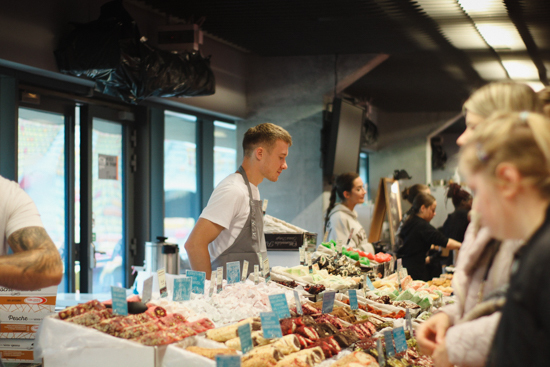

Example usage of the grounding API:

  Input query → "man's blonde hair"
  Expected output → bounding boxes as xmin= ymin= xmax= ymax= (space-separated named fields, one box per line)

xmin=460 ymin=112 xmax=550 ymax=198
xmin=463 ymin=82 xmax=542 ymax=117
xmin=242 ymin=123 xmax=292 ymax=157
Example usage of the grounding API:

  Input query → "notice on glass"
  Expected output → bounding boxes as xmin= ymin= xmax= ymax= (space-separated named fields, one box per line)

xmin=260 ymin=312 xmax=283 ymax=339
xmin=173 ymin=277 xmax=192 ymax=302
xmin=98 ymin=154 xmax=118 ymax=180
xmin=186 ymin=270 xmax=206 ymax=295
xmin=268 ymin=293 xmax=291 ymax=320
xmin=111 ymin=286 xmax=128 ymax=316
xmin=227 ymin=261 xmax=240 ymax=284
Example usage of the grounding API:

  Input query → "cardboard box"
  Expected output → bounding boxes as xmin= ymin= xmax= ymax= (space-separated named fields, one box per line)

xmin=0 ymin=338 xmax=39 ymax=363
xmin=0 ymin=285 xmax=57 ymax=339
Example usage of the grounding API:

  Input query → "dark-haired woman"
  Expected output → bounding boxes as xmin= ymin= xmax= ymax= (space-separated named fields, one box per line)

xmin=397 ymin=193 xmax=461 ymax=281
xmin=324 ymin=172 xmax=375 ymax=254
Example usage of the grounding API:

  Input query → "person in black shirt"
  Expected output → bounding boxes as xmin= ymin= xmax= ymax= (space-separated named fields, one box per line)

xmin=458 ymin=111 xmax=550 ymax=367
xmin=427 ymin=183 xmax=472 ymax=278
xmin=397 ymin=193 xmax=461 ymax=281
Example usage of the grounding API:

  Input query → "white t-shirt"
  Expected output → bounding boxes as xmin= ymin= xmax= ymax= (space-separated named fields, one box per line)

xmin=0 ymin=176 xmax=44 ymax=256
xmin=200 ymin=173 xmax=260 ymax=261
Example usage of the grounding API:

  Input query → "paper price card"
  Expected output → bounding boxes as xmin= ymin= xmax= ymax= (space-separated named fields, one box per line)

xmin=209 ymin=272 xmax=216 ymax=297
xmin=336 ymin=240 xmax=343 ymax=255
xmin=263 ymin=258 xmax=271 ymax=282
xmin=322 ymin=291 xmax=336 ymax=314
xmin=216 ymin=354 xmax=241 ymax=367
xmin=268 ymin=293 xmax=291 ymax=320
xmin=254 ymin=265 xmax=259 ymax=285
xmin=406 ymin=309 xmax=412 ymax=332
xmin=260 ymin=312 xmax=283 ymax=339
xmin=299 ymin=248 xmax=305 ymax=265
xmin=242 ymin=260 xmax=249 ymax=282
xmin=364 ymin=274 xmax=375 ymax=291
xmin=348 ymin=289 xmax=359 ymax=310
xmin=227 ymin=261 xmax=241 ymax=284
xmin=216 ymin=267 xmax=224 ymax=293
xmin=377 ymin=338 xmax=386 ymax=367
xmin=294 ymin=291 xmax=303 ymax=315
xmin=142 ymin=276 xmax=153 ymax=304
xmin=397 ymin=267 xmax=402 ymax=292
xmin=393 ymin=326 xmax=408 ymax=353
xmin=238 ymin=323 xmax=253 ymax=354
xmin=111 ymin=286 xmax=128 ymax=316
xmin=157 ymin=268 xmax=168 ymax=298
xmin=383 ymin=330 xmax=395 ymax=357
xmin=173 ymin=277 xmax=192 ymax=302
xmin=186 ymin=270 xmax=206 ymax=295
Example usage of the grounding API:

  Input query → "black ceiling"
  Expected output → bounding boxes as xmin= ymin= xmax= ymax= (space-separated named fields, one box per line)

xmin=138 ymin=0 xmax=550 ymax=113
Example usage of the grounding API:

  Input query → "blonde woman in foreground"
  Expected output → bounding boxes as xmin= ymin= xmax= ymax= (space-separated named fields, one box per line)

xmin=416 ymin=82 xmax=543 ymax=367
xmin=461 ymin=112 xmax=550 ymax=366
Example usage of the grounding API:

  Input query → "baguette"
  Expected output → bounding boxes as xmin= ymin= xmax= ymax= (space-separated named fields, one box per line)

xmin=185 ymin=346 xmax=237 ymax=360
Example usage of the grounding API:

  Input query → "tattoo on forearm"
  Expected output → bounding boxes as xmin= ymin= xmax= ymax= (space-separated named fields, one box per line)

xmin=7 ymin=227 xmax=62 ymax=275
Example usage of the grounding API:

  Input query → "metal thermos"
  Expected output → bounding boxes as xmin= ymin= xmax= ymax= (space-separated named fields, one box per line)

xmin=145 ymin=236 xmax=180 ymax=275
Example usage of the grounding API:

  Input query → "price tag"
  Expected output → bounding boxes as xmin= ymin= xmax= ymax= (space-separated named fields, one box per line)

xmin=336 ymin=240 xmax=343 ymax=255
xmin=397 ymin=258 xmax=403 ymax=274
xmin=383 ymin=330 xmax=395 ymax=357
xmin=260 ymin=312 xmax=283 ymax=339
xmin=401 ymin=267 xmax=408 ymax=278
xmin=258 ymin=253 xmax=263 ymax=270
xmin=209 ymin=272 xmax=216 ymax=297
xmin=364 ymin=274 xmax=375 ymax=291
xmin=141 ymin=276 xmax=153 ymax=304
xmin=263 ymin=258 xmax=271 ymax=282
xmin=238 ymin=323 xmax=253 ymax=354
xmin=268 ymin=293 xmax=291 ymax=320
xmin=227 ymin=261 xmax=241 ymax=284
xmin=242 ymin=260 xmax=249 ymax=281
xmin=254 ymin=265 xmax=259 ymax=285
xmin=186 ymin=270 xmax=206 ymax=295
xmin=215 ymin=355 xmax=241 ymax=367
xmin=377 ymin=338 xmax=386 ymax=367
xmin=349 ymin=289 xmax=359 ymax=310
xmin=299 ymin=248 xmax=305 ymax=265
xmin=111 ymin=286 xmax=128 ymax=316
xmin=157 ymin=268 xmax=167 ymax=298
xmin=406 ymin=308 xmax=412 ymax=332
xmin=322 ymin=291 xmax=336 ymax=314
xmin=294 ymin=291 xmax=303 ymax=315
xmin=397 ymin=267 xmax=402 ymax=292
xmin=216 ymin=267 xmax=223 ymax=293
xmin=173 ymin=277 xmax=192 ymax=302
xmin=393 ymin=326 xmax=408 ymax=353
xmin=262 ymin=199 xmax=268 ymax=215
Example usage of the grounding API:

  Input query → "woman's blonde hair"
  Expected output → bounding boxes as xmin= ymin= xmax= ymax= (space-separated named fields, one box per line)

xmin=460 ymin=112 xmax=550 ymax=198
xmin=463 ymin=82 xmax=543 ymax=117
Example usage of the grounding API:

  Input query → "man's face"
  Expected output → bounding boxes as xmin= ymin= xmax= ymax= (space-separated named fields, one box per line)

xmin=260 ymin=140 xmax=289 ymax=182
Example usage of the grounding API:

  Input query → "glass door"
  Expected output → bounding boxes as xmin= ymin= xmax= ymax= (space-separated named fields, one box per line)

xmin=91 ymin=118 xmax=125 ymax=293
xmin=79 ymin=105 xmax=132 ymax=294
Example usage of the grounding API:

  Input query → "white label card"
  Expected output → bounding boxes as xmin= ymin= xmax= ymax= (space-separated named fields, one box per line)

xmin=209 ymin=272 xmax=216 ymax=297
xmin=216 ymin=267 xmax=223 ymax=293
xmin=142 ymin=276 xmax=153 ymax=304
xmin=157 ymin=268 xmax=167 ymax=298
xmin=242 ymin=260 xmax=249 ymax=282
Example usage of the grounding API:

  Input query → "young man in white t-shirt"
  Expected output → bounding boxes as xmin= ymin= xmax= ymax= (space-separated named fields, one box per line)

xmin=0 ymin=175 xmax=63 ymax=290
xmin=184 ymin=123 xmax=292 ymax=279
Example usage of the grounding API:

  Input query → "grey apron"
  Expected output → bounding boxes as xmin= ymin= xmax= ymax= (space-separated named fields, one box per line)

xmin=211 ymin=166 xmax=267 ymax=279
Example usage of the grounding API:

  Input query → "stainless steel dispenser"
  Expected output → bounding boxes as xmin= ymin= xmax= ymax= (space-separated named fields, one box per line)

xmin=145 ymin=236 xmax=180 ymax=274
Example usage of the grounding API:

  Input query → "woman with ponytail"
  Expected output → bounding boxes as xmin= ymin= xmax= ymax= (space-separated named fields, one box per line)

xmin=324 ymin=172 xmax=374 ymax=254
xmin=396 ymin=193 xmax=461 ymax=281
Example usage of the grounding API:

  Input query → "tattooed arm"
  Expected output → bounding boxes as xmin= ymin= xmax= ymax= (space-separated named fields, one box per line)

xmin=1 ymin=226 xmax=63 ymax=290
